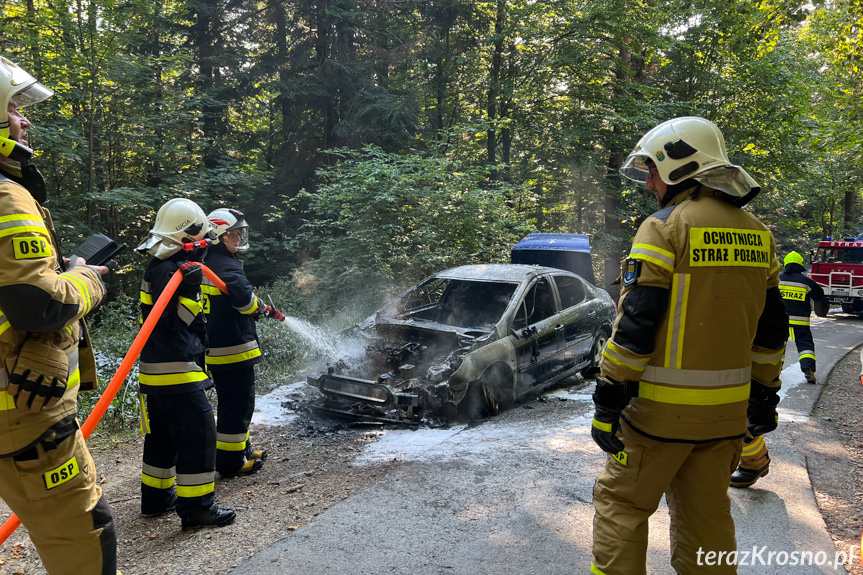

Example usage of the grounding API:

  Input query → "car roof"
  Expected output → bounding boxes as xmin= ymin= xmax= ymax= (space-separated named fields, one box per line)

xmin=433 ymin=263 xmax=575 ymax=282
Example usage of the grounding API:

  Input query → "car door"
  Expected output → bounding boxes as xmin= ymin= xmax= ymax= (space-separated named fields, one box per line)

xmin=552 ymin=274 xmax=593 ymax=367
xmin=512 ymin=276 xmax=566 ymax=395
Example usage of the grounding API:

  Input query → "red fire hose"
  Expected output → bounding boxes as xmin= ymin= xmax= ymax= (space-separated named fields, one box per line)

xmin=0 ymin=264 xmax=226 ymax=544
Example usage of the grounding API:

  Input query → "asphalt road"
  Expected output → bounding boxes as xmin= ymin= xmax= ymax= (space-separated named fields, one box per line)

xmin=231 ymin=314 xmax=863 ymax=575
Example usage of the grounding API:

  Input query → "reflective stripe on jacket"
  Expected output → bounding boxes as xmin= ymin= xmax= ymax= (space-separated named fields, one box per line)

xmin=0 ymin=172 xmax=105 ymax=456
xmin=779 ymin=264 xmax=824 ymax=326
xmin=599 ymin=186 xmax=787 ymax=442
xmin=138 ymin=255 xmax=210 ymax=395
xmin=202 ymin=245 xmax=262 ymax=371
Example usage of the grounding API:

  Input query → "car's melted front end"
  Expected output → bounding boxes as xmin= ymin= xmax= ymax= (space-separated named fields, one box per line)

xmin=308 ymin=321 xmax=495 ymax=423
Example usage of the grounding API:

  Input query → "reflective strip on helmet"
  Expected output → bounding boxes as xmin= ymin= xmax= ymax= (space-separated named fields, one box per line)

xmin=59 ymin=273 xmax=92 ymax=314
xmin=629 ymin=243 xmax=675 ymax=272
xmin=0 ymin=214 xmax=49 ymax=238
xmin=742 ymin=435 xmax=765 ymax=457
xmin=642 ymin=365 xmax=751 ymax=386
xmin=664 ymin=273 xmax=690 ymax=369
xmin=638 ymin=381 xmax=750 ymax=405
xmin=235 ymin=295 xmax=259 ymax=315
xmin=752 ymin=350 xmax=784 ymax=365
xmin=176 ymin=472 xmax=215 ymax=498
xmin=601 ymin=340 xmax=649 ymax=371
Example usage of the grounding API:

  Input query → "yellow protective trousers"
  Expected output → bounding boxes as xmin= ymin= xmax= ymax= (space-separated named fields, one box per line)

xmin=0 ymin=429 xmax=116 ymax=575
xmin=592 ymin=421 xmax=742 ymax=575
xmin=737 ymin=431 xmax=770 ymax=471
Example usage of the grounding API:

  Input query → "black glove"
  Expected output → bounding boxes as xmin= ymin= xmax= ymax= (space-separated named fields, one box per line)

xmin=590 ymin=378 xmax=636 ymax=454
xmin=5 ymin=339 xmax=69 ymax=412
xmin=264 ymin=305 xmax=285 ymax=322
xmin=747 ymin=380 xmax=780 ymax=436
xmin=592 ymin=406 xmax=625 ymax=454
xmin=179 ymin=261 xmax=202 ymax=287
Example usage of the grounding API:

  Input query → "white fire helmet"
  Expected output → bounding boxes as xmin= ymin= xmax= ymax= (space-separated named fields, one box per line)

xmin=136 ymin=198 xmax=215 ymax=259
xmin=0 ymin=56 xmax=53 ymax=159
xmin=208 ymin=208 xmax=249 ymax=252
xmin=619 ymin=116 xmax=760 ymax=204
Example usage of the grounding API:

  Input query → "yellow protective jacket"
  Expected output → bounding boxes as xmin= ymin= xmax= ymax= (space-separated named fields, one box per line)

xmin=0 ymin=171 xmax=105 ymax=457
xmin=599 ymin=186 xmax=788 ymax=442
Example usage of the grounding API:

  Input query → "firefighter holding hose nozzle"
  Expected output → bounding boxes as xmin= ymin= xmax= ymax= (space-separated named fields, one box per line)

xmin=203 ymin=208 xmax=283 ymax=477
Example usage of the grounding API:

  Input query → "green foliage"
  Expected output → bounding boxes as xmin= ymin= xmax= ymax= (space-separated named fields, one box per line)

xmin=78 ymin=297 xmax=140 ymax=432
xmin=0 ymin=0 xmax=861 ymax=344
xmin=287 ymin=145 xmax=537 ymax=314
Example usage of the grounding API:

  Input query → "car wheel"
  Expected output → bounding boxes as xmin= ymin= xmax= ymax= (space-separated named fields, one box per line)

xmin=580 ymin=329 xmax=609 ymax=378
xmin=458 ymin=365 xmax=513 ymax=420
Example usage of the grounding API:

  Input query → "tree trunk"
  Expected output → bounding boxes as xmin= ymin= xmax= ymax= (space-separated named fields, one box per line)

xmin=487 ymin=0 xmax=505 ymax=165
xmin=844 ymin=190 xmax=856 ymax=236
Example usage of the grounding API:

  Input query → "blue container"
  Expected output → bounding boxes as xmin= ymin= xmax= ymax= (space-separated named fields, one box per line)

xmin=511 ymin=233 xmax=595 ymax=285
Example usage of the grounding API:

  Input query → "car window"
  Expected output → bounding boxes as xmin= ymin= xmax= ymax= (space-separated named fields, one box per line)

xmin=393 ymin=277 xmax=450 ymax=319
xmin=512 ymin=277 xmax=555 ymax=329
xmin=554 ymin=275 xmax=586 ymax=309
xmin=437 ymin=281 xmax=517 ymax=327
xmin=386 ymin=277 xmax=516 ymax=327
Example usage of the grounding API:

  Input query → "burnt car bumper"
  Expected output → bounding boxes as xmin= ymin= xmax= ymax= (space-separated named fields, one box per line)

xmin=308 ymin=373 xmax=421 ymax=409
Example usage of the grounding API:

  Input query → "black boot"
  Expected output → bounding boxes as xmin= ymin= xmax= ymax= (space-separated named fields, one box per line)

xmin=219 ymin=457 xmax=264 ymax=478
xmin=181 ymin=505 xmax=237 ymax=531
xmin=730 ymin=464 xmax=769 ymax=488
xmin=804 ymin=368 xmax=816 ymax=384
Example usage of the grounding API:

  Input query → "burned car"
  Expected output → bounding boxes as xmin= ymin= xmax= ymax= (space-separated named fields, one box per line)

xmin=308 ymin=264 xmax=616 ymax=423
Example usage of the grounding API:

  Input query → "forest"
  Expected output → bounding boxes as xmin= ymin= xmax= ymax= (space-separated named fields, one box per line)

xmin=1 ymin=0 xmax=861 ymax=322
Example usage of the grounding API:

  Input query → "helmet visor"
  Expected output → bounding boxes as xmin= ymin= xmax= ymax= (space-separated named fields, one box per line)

xmin=12 ymin=81 xmax=53 ymax=108
xmin=225 ymin=227 xmax=249 ymax=252
xmin=619 ymin=153 xmax=651 ymax=184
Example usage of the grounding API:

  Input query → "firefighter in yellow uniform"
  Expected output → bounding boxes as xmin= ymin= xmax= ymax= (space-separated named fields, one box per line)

xmin=590 ymin=117 xmax=788 ymax=575
xmin=0 ymin=57 xmax=116 ymax=574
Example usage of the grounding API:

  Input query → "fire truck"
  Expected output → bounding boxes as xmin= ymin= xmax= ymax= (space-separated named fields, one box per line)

xmin=808 ymin=237 xmax=863 ymax=316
